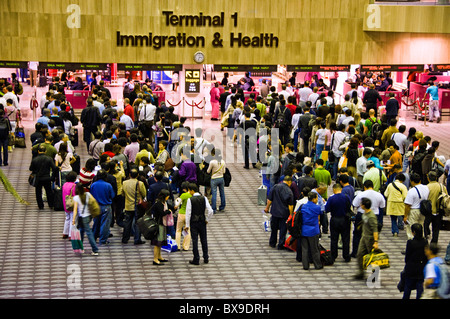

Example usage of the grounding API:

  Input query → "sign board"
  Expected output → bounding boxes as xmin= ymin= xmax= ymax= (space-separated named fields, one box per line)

xmin=185 ymin=69 xmax=201 ymax=94
xmin=117 ymin=64 xmax=183 ymax=71
xmin=435 ymin=64 xmax=450 ymax=71
xmin=360 ymin=65 xmax=424 ymax=72
xmin=287 ymin=65 xmax=351 ymax=72
xmin=38 ymin=62 xmax=109 ymax=70
xmin=214 ymin=65 xmax=277 ymax=72
xmin=0 ymin=61 xmax=28 ymax=69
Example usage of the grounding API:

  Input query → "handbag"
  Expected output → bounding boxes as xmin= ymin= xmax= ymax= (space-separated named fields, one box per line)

xmin=65 ymin=184 xmax=76 ymax=212
xmin=162 ymin=202 xmax=174 ymax=226
xmin=70 ymin=227 xmax=84 ymax=253
xmin=338 ymin=149 xmax=348 ymax=169
xmin=28 ymin=173 xmax=36 ymax=187
xmin=87 ymin=193 xmax=101 ymax=218
xmin=136 ymin=213 xmax=159 ymax=240
xmin=363 ymin=248 xmax=390 ymax=270
xmin=135 ymin=181 xmax=149 ymax=212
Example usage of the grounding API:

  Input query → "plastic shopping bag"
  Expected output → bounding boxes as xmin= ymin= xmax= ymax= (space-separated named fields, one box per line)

xmin=70 ymin=227 xmax=84 ymax=254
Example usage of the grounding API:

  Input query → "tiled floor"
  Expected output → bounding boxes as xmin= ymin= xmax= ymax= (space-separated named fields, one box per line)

xmin=1 ymin=85 xmax=449 ymax=299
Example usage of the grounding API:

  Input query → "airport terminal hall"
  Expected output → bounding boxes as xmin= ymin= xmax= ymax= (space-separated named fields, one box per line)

xmin=1 ymin=0 xmax=450 ymax=307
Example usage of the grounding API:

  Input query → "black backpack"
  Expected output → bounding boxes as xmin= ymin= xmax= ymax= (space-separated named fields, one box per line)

xmin=370 ymin=118 xmax=381 ymax=139
xmin=411 ymin=151 xmax=426 ymax=175
xmin=275 ymin=107 xmax=288 ymax=129
xmin=286 ymin=204 xmax=303 ymax=240
xmin=0 ymin=119 xmax=9 ymax=140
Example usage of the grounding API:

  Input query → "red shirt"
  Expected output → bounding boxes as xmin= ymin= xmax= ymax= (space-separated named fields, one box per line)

xmin=124 ymin=104 xmax=135 ymax=121
xmin=286 ymin=103 xmax=296 ymax=117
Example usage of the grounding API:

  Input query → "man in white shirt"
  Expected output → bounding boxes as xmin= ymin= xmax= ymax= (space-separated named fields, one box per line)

xmin=298 ymin=82 xmax=313 ymax=106
xmin=185 ymin=183 xmax=214 ymax=265
xmin=356 ymin=148 xmax=373 ymax=187
xmin=352 ymin=179 xmax=386 ymax=231
xmin=330 ymin=124 xmax=347 ymax=180
xmin=404 ymin=173 xmax=430 ymax=240
xmin=357 ymin=82 xmax=368 ymax=99
xmin=391 ymin=125 xmax=408 ymax=156
xmin=278 ymin=84 xmax=291 ymax=102
xmin=3 ymin=86 xmax=19 ymax=110
xmin=118 ymin=110 xmax=134 ymax=131
xmin=308 ymin=86 xmax=320 ymax=107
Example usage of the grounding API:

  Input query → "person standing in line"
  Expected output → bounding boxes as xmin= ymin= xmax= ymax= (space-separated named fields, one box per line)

xmin=210 ymin=82 xmax=221 ymax=121
xmin=150 ymin=189 xmax=172 ymax=265
xmin=363 ymin=84 xmax=383 ymax=119
xmin=185 ymin=184 xmax=214 ymax=265
xmin=54 ymin=142 xmax=76 ymax=186
xmin=425 ymin=171 xmax=447 ymax=244
xmin=72 ymin=182 xmax=99 ymax=256
xmin=424 ymin=81 xmax=440 ymax=123
xmin=326 ymin=183 xmax=352 ymax=262
xmin=62 ymin=171 xmax=77 ymax=239
xmin=300 ymin=191 xmax=323 ymax=270
xmin=264 ymin=176 xmax=294 ymax=250
xmin=385 ymin=93 xmax=399 ymax=125
xmin=175 ymin=182 xmax=192 ymax=251
xmin=207 ymin=149 xmax=226 ymax=214
xmin=384 ymin=173 xmax=408 ymax=237
xmin=354 ymin=198 xmax=379 ymax=280
xmin=29 ymin=144 xmax=57 ymax=210
xmin=80 ymin=97 xmax=101 ymax=152
xmin=404 ymin=173 xmax=430 ymax=241
xmin=122 ymin=168 xmax=147 ymax=245
xmin=402 ymin=223 xmax=428 ymax=299
xmin=90 ymin=169 xmax=115 ymax=246
xmin=0 ymin=109 xmax=12 ymax=166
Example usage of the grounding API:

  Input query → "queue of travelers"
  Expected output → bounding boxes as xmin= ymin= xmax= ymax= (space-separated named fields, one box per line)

xmin=4 ymin=70 xmax=448 ymax=299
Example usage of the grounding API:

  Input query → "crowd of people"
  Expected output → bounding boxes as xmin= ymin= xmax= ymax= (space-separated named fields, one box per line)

xmin=1 ymin=69 xmax=448 ymax=299
xmin=225 ymin=71 xmax=449 ymax=299
xmin=27 ymin=77 xmax=228 ymax=266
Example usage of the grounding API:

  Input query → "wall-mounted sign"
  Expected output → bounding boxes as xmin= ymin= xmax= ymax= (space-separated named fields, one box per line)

xmin=360 ymin=65 xmax=424 ymax=72
xmin=117 ymin=64 xmax=183 ymax=71
xmin=185 ymin=69 xmax=201 ymax=94
xmin=434 ymin=64 xmax=450 ymax=71
xmin=214 ymin=65 xmax=277 ymax=72
xmin=287 ymin=65 xmax=350 ymax=72
xmin=0 ymin=61 xmax=28 ymax=69
xmin=38 ymin=62 xmax=109 ymax=70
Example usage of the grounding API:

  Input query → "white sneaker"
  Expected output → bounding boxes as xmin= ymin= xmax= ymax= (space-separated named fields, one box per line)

xmin=91 ymin=252 xmax=99 ymax=256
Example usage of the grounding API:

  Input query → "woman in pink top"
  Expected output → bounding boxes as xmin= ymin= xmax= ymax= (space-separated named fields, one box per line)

xmin=62 ymin=171 xmax=77 ymax=239
xmin=210 ymin=82 xmax=221 ymax=121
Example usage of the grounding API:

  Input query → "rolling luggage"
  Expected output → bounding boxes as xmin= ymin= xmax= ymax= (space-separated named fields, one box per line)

xmin=53 ymin=185 xmax=64 ymax=211
xmin=71 ymin=128 xmax=79 ymax=147
xmin=136 ymin=214 xmax=159 ymax=240
xmin=14 ymin=127 xmax=26 ymax=148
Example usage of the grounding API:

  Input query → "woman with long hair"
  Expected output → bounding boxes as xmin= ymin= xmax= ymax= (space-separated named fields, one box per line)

xmin=55 ymin=142 xmax=75 ymax=185
xmin=151 ymin=189 xmax=171 ymax=265
xmin=72 ymin=182 xmax=99 ymax=255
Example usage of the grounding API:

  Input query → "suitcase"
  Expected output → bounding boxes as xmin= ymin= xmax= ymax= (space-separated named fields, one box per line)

xmin=258 ymin=185 xmax=267 ymax=206
xmin=71 ymin=155 xmax=81 ymax=174
xmin=14 ymin=127 xmax=26 ymax=148
xmin=71 ymin=128 xmax=79 ymax=147
xmin=39 ymin=76 xmax=47 ymax=88
xmin=53 ymin=186 xmax=64 ymax=211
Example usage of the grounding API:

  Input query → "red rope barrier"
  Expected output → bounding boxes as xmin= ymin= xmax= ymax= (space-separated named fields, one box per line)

xmin=185 ymin=100 xmax=204 ymax=109
xmin=166 ymin=99 xmax=182 ymax=107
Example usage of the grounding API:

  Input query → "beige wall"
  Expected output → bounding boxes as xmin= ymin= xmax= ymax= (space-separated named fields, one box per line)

xmin=0 ymin=0 xmax=449 ymax=65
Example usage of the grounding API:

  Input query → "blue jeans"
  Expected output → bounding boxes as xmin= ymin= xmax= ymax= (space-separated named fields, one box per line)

xmin=315 ymin=143 xmax=325 ymax=161
xmin=211 ymin=177 xmax=226 ymax=212
xmin=402 ymin=156 xmax=410 ymax=173
xmin=293 ymin=128 xmax=300 ymax=152
xmin=390 ymin=215 xmax=404 ymax=235
xmin=93 ymin=205 xmax=112 ymax=244
xmin=79 ymin=216 xmax=98 ymax=253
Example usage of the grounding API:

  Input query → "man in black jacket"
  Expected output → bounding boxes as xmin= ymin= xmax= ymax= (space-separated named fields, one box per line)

xmin=0 ymin=109 xmax=12 ymax=166
xmin=80 ymin=97 xmax=101 ymax=152
xmin=363 ymin=84 xmax=383 ymax=118
xmin=29 ymin=144 xmax=57 ymax=209
xmin=298 ymin=105 xmax=315 ymax=156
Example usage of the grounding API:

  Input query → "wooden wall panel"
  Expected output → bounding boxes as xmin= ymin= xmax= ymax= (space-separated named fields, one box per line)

xmin=0 ymin=0 xmax=449 ymax=65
